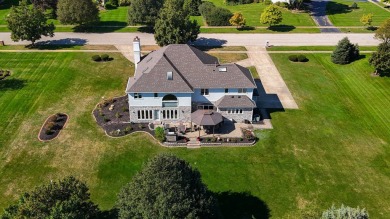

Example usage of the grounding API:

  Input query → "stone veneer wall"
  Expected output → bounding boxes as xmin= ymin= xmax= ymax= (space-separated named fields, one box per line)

xmin=218 ymin=108 xmax=253 ymax=123
xmin=129 ymin=106 xmax=191 ymax=123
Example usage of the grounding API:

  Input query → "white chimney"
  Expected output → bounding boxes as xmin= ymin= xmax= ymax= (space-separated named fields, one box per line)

xmin=133 ymin=36 xmax=141 ymax=70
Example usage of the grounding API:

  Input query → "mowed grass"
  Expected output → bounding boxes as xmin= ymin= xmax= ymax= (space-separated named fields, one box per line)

xmin=0 ymin=52 xmax=390 ymax=218
xmin=205 ymin=0 xmax=315 ymax=27
xmin=327 ymin=0 xmax=390 ymax=26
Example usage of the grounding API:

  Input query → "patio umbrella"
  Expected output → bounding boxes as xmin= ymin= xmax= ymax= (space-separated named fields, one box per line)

xmin=191 ymin=110 xmax=223 ymax=137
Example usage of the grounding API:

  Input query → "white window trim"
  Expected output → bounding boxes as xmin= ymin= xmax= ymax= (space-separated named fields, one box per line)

xmin=201 ymin=89 xmax=209 ymax=96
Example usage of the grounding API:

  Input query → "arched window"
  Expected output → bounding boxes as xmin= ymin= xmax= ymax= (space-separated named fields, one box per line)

xmin=162 ymin=94 xmax=178 ymax=107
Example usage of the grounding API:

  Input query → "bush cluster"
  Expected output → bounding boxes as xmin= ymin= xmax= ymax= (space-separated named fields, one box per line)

xmin=154 ymin=127 xmax=165 ymax=142
xmin=91 ymin=54 xmax=111 ymax=62
xmin=199 ymin=2 xmax=233 ymax=26
xmin=350 ymin=2 xmax=358 ymax=9
xmin=288 ymin=54 xmax=308 ymax=62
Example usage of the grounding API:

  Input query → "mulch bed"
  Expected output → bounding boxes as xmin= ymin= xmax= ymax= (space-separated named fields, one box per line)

xmin=38 ymin=113 xmax=68 ymax=141
xmin=0 ymin=70 xmax=11 ymax=81
xmin=93 ymin=95 xmax=154 ymax=137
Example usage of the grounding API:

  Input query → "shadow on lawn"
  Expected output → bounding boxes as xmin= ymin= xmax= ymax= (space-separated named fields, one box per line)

xmin=34 ymin=38 xmax=87 ymax=49
xmin=326 ymin=1 xmax=351 ymax=15
xmin=268 ymin=25 xmax=296 ymax=32
xmin=216 ymin=191 xmax=271 ymax=219
xmin=0 ymin=78 xmax=26 ymax=91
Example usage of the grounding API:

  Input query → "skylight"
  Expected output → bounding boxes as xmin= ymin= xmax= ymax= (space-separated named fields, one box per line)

xmin=218 ymin=67 xmax=227 ymax=72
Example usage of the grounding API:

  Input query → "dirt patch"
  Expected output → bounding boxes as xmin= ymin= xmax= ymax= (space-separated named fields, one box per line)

xmin=38 ymin=113 xmax=68 ymax=141
xmin=93 ymin=95 xmax=154 ymax=137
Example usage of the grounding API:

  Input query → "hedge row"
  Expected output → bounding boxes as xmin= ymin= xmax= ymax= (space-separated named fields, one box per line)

xmin=199 ymin=2 xmax=233 ymax=26
xmin=288 ymin=54 xmax=308 ymax=62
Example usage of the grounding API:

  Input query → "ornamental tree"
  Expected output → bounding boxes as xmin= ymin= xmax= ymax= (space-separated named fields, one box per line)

xmin=116 ymin=154 xmax=220 ymax=218
xmin=57 ymin=0 xmax=99 ymax=25
xmin=154 ymin=0 xmax=200 ymax=46
xmin=260 ymin=5 xmax=283 ymax=27
xmin=331 ymin=37 xmax=360 ymax=64
xmin=375 ymin=18 xmax=390 ymax=43
xmin=1 ymin=176 xmax=100 ymax=218
xmin=6 ymin=0 xmax=55 ymax=46
xmin=360 ymin=13 xmax=373 ymax=28
xmin=229 ymin=12 xmax=246 ymax=28
xmin=369 ymin=42 xmax=390 ymax=75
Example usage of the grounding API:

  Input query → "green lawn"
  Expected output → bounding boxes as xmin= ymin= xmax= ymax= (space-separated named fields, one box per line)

xmin=0 ymin=52 xmax=390 ymax=218
xmin=267 ymin=45 xmax=378 ymax=51
xmin=327 ymin=0 xmax=390 ymax=26
xmin=205 ymin=0 xmax=315 ymax=27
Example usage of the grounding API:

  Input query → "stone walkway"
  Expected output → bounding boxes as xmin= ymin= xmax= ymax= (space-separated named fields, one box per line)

xmin=238 ymin=46 xmax=299 ymax=110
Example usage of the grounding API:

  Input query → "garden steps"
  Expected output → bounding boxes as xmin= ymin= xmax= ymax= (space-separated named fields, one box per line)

xmin=186 ymin=138 xmax=201 ymax=148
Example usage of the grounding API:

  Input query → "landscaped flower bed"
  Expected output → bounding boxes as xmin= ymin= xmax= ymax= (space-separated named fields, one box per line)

xmin=93 ymin=95 xmax=154 ymax=137
xmin=38 ymin=113 xmax=68 ymax=141
xmin=0 ymin=70 xmax=11 ymax=80
xmin=199 ymin=128 xmax=256 ymax=145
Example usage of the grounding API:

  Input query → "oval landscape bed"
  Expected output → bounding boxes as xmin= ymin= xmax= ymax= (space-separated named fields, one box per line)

xmin=38 ymin=113 xmax=68 ymax=141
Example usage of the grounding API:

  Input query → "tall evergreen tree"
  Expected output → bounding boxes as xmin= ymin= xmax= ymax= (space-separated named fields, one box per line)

xmin=331 ymin=37 xmax=360 ymax=64
xmin=116 ymin=154 xmax=219 ymax=218
xmin=6 ymin=0 xmax=55 ymax=46
xmin=57 ymin=0 xmax=99 ymax=25
xmin=1 ymin=176 xmax=100 ymax=219
xmin=154 ymin=0 xmax=199 ymax=46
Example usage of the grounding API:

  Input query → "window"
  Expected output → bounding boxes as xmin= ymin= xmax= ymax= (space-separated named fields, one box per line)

xmin=201 ymin=89 xmax=209 ymax=96
xmin=238 ymin=88 xmax=247 ymax=93
xmin=198 ymin=105 xmax=214 ymax=110
xmin=227 ymin=109 xmax=243 ymax=114
xmin=162 ymin=94 xmax=178 ymax=107
xmin=134 ymin=93 xmax=142 ymax=99
xmin=224 ymin=88 xmax=229 ymax=93
xmin=167 ymin=71 xmax=173 ymax=80
xmin=162 ymin=109 xmax=179 ymax=119
xmin=154 ymin=93 xmax=158 ymax=98
xmin=137 ymin=110 xmax=153 ymax=120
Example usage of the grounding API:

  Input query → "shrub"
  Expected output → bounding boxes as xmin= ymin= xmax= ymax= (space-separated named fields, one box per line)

xmin=122 ymin=107 xmax=129 ymax=112
xmin=103 ymin=117 xmax=110 ymax=122
xmin=264 ymin=0 xmax=272 ymax=5
xmin=138 ymin=124 xmax=144 ymax=129
xmin=125 ymin=126 xmax=133 ymax=133
xmin=115 ymin=112 xmax=121 ymax=118
xmin=45 ymin=129 xmax=54 ymax=135
xmin=154 ymin=127 xmax=165 ymax=142
xmin=92 ymin=55 xmax=101 ymax=62
xmin=288 ymin=55 xmax=298 ymax=62
xmin=298 ymin=54 xmax=308 ymax=62
xmin=119 ymin=0 xmax=131 ymax=6
xmin=199 ymin=2 xmax=232 ymax=26
xmin=45 ymin=121 xmax=56 ymax=131
xmin=351 ymin=2 xmax=358 ymax=9
xmin=101 ymin=54 xmax=110 ymax=61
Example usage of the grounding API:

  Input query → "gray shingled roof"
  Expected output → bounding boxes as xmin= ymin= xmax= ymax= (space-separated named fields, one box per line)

xmin=216 ymin=95 xmax=256 ymax=108
xmin=126 ymin=44 xmax=256 ymax=93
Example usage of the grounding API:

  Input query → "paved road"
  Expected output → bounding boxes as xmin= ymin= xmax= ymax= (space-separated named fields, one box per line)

xmin=0 ymin=32 xmax=380 ymax=46
xmin=309 ymin=0 xmax=340 ymax=33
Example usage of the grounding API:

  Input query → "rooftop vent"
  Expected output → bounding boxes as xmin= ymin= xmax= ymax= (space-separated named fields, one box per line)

xmin=218 ymin=67 xmax=227 ymax=72
xmin=238 ymin=96 xmax=241 ymax=98
xmin=167 ymin=71 xmax=173 ymax=80
xmin=231 ymin=96 xmax=234 ymax=98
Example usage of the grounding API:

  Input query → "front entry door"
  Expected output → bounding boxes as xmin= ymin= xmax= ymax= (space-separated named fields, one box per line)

xmin=154 ymin=110 xmax=160 ymax=120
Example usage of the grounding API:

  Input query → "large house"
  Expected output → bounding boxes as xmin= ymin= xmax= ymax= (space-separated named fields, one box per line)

xmin=126 ymin=37 xmax=257 ymax=124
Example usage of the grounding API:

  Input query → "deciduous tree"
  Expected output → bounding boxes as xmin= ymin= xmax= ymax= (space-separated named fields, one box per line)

xmin=6 ymin=0 xmax=55 ymax=46
xmin=375 ymin=18 xmax=390 ymax=43
xmin=331 ymin=37 xmax=360 ymax=64
xmin=1 ymin=176 xmax=100 ymax=218
xmin=260 ymin=5 xmax=283 ymax=27
xmin=229 ymin=12 xmax=246 ymax=28
xmin=360 ymin=13 xmax=373 ymax=28
xmin=154 ymin=0 xmax=200 ymax=46
xmin=127 ymin=0 xmax=164 ymax=25
xmin=369 ymin=42 xmax=390 ymax=75
xmin=116 ymin=154 xmax=219 ymax=218
xmin=57 ymin=0 xmax=99 ymax=25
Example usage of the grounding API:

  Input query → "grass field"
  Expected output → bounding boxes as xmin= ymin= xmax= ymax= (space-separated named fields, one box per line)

xmin=326 ymin=0 xmax=390 ymax=26
xmin=206 ymin=0 xmax=315 ymax=27
xmin=267 ymin=45 xmax=378 ymax=51
xmin=0 ymin=51 xmax=390 ymax=218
